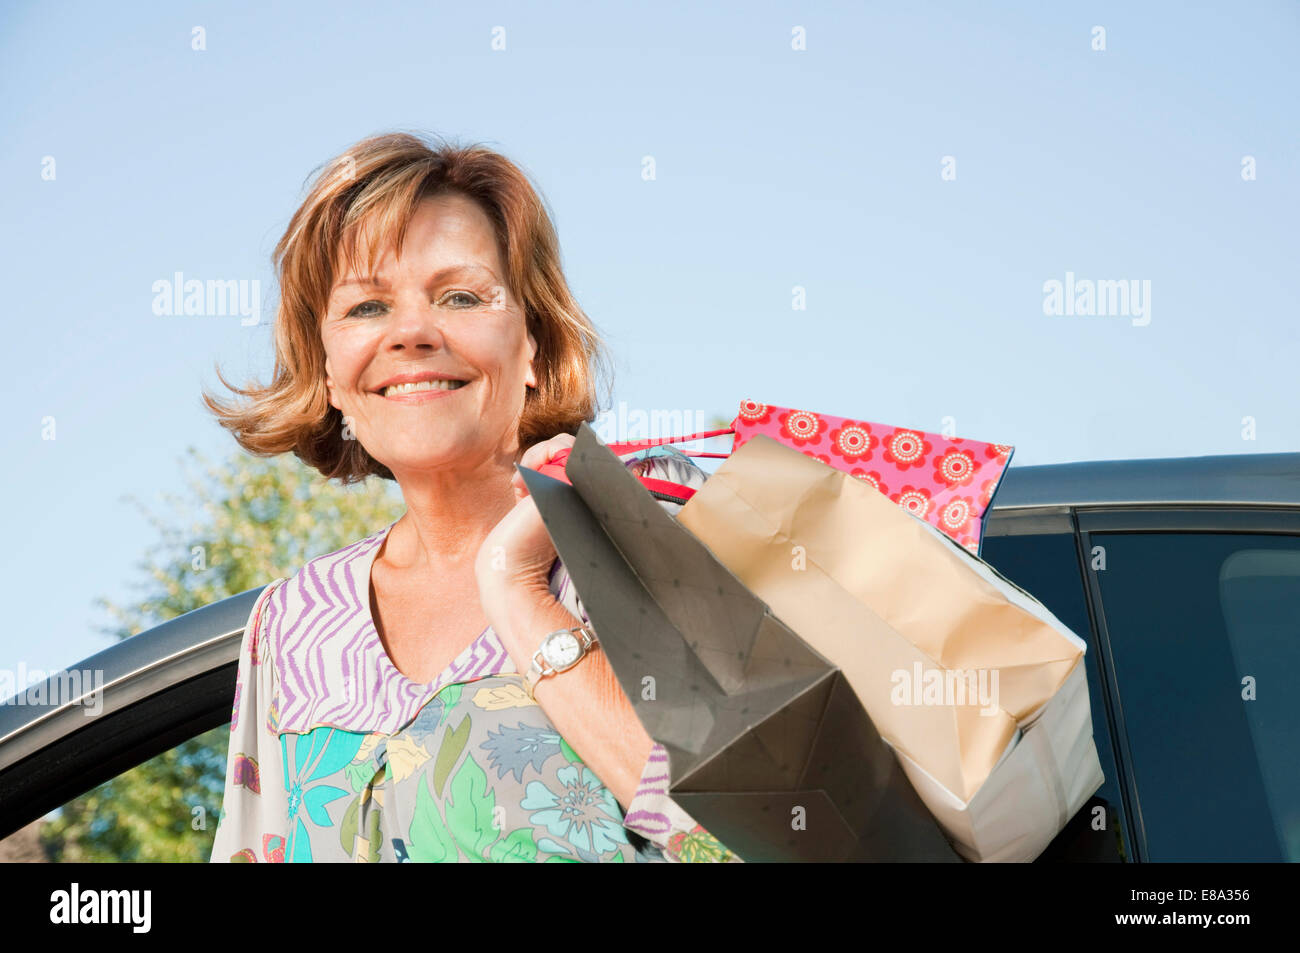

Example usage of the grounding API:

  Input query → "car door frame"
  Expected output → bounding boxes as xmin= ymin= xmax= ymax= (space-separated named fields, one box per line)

xmin=982 ymin=505 xmax=1134 ymax=861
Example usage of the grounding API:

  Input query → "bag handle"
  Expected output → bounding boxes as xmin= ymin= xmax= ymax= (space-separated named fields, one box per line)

xmin=535 ymin=427 xmax=736 ymax=502
xmin=603 ymin=426 xmax=736 ymax=459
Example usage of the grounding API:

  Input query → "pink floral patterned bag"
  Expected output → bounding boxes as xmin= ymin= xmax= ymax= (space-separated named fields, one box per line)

xmin=729 ymin=400 xmax=1015 ymax=555
xmin=541 ymin=399 xmax=1015 ymax=555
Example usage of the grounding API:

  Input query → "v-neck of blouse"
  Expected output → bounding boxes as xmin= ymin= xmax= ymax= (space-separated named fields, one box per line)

xmin=268 ymin=520 xmax=522 ymax=737
xmin=360 ymin=517 xmax=504 ymax=694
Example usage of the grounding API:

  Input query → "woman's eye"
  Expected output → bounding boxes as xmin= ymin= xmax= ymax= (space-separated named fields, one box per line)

xmin=346 ymin=300 xmax=385 ymax=318
xmin=443 ymin=291 xmax=482 ymax=308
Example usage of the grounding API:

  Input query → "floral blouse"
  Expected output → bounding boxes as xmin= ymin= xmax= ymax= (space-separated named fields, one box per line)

xmin=211 ymin=447 xmax=741 ymax=863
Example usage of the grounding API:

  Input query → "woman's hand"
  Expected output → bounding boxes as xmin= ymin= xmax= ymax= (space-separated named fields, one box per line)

xmin=475 ymin=432 xmax=577 ymax=604
xmin=509 ymin=432 xmax=576 ymax=502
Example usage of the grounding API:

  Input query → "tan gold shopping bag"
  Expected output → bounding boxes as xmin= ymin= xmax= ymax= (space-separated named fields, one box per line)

xmin=676 ymin=434 xmax=1105 ymax=861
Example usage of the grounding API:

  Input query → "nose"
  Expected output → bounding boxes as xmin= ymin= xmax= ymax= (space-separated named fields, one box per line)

xmin=383 ymin=291 xmax=448 ymax=352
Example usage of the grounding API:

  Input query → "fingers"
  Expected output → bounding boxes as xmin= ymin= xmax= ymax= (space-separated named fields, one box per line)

xmin=513 ymin=433 xmax=577 ymax=498
xmin=519 ymin=433 xmax=576 ymax=472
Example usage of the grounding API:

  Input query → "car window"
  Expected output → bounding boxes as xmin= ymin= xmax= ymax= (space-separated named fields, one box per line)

xmin=1090 ymin=531 xmax=1300 ymax=861
xmin=980 ymin=530 xmax=1127 ymax=861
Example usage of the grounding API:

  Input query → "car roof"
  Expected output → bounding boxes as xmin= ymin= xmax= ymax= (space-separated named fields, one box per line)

xmin=992 ymin=451 xmax=1300 ymax=510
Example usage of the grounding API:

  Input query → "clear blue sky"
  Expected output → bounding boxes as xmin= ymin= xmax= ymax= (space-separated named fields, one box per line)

xmin=2 ymin=0 xmax=1296 ymax=677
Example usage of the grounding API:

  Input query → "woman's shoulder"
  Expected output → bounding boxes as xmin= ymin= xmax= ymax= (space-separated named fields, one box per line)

xmin=276 ymin=523 xmax=390 ymax=608
xmin=247 ymin=523 xmax=390 ymax=657
xmin=239 ymin=574 xmax=289 ymax=669
xmin=246 ymin=522 xmax=421 ymax=735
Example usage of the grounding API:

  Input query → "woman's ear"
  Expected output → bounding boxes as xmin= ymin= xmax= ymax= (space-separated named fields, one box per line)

xmin=324 ymin=357 xmax=341 ymax=410
xmin=525 ymin=328 xmax=539 ymax=389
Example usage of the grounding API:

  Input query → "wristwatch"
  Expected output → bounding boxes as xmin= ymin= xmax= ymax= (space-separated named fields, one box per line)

xmin=523 ymin=622 xmax=598 ymax=699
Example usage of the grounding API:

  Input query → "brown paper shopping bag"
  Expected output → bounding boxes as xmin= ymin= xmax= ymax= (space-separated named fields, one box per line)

xmin=676 ymin=433 xmax=1105 ymax=861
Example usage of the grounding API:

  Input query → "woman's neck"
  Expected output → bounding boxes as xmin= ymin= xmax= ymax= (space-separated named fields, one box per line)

xmin=384 ymin=449 xmax=521 ymax=573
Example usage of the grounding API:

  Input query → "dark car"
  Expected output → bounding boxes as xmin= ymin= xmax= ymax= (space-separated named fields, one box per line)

xmin=3 ymin=451 xmax=1298 ymax=861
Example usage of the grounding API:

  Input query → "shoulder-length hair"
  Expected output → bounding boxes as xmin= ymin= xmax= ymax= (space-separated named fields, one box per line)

xmin=203 ymin=131 xmax=611 ymax=484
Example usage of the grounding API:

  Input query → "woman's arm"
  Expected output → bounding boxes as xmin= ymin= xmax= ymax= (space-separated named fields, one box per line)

xmin=478 ymin=446 xmax=741 ymax=862
xmin=623 ymin=742 xmax=740 ymax=863
xmin=490 ymin=586 xmax=652 ymax=811
xmin=488 ymin=570 xmax=738 ymax=863
xmin=210 ymin=578 xmax=291 ymax=862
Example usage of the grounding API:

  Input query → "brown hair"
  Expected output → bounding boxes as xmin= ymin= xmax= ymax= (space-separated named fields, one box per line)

xmin=203 ymin=131 xmax=611 ymax=484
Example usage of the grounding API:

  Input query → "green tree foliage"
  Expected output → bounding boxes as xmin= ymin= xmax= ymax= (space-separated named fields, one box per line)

xmin=40 ymin=447 xmax=404 ymax=862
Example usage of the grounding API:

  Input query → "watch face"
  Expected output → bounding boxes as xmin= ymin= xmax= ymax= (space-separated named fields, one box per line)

xmin=544 ymin=631 xmax=582 ymax=669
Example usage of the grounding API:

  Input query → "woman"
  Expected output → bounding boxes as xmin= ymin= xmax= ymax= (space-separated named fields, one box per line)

xmin=205 ymin=132 xmax=738 ymax=863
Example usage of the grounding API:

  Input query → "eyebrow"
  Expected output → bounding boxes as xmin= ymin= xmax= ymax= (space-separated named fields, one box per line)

xmin=331 ymin=263 xmax=500 ymax=294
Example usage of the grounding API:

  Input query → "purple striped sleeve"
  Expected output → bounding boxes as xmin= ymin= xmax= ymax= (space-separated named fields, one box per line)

xmin=620 ymin=743 xmax=743 ymax=863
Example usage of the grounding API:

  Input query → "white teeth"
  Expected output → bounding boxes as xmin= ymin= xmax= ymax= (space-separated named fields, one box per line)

xmin=382 ymin=379 xmax=467 ymax=397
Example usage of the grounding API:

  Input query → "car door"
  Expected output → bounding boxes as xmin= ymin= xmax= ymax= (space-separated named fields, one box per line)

xmin=1076 ymin=507 xmax=1300 ymax=861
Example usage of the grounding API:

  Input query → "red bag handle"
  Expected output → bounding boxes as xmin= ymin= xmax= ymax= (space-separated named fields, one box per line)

xmin=534 ymin=427 xmax=736 ymax=503
xmin=602 ymin=426 xmax=736 ymax=458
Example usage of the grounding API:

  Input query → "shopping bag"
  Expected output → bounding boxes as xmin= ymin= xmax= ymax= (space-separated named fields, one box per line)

xmin=519 ymin=422 xmax=964 ymax=862
xmin=674 ymin=433 xmax=1105 ymax=862
xmin=731 ymin=401 xmax=1015 ymax=556
xmin=540 ymin=399 xmax=1015 ymax=556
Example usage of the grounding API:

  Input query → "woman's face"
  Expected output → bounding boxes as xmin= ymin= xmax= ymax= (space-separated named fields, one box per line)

xmin=321 ymin=193 xmax=538 ymax=479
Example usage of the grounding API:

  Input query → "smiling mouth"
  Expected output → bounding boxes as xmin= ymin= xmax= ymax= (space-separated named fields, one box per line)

xmin=378 ymin=380 xmax=468 ymax=397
